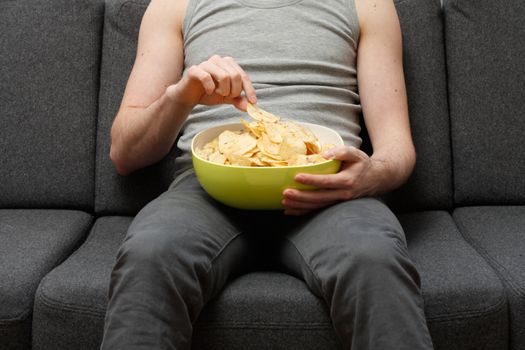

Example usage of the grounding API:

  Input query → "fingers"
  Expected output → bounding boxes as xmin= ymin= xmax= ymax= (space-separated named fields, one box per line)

xmin=186 ymin=64 xmax=216 ymax=96
xmin=282 ymin=189 xmax=341 ymax=215
xmin=186 ymin=55 xmax=256 ymax=108
xmin=283 ymin=178 xmax=356 ymax=216
xmin=222 ymin=57 xmax=257 ymax=104
xmin=283 ymin=188 xmax=352 ymax=204
xmin=295 ymin=146 xmax=371 ymax=189
xmin=294 ymin=172 xmax=348 ymax=189
xmin=281 ymin=147 xmax=373 ymax=216
xmin=199 ymin=60 xmax=232 ymax=97
xmin=281 ymin=188 xmax=346 ymax=216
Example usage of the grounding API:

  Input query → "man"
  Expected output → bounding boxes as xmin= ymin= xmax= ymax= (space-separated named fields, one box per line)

xmin=101 ymin=0 xmax=434 ymax=348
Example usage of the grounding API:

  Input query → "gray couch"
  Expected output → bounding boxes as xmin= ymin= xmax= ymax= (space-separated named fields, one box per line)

xmin=1 ymin=0 xmax=524 ymax=349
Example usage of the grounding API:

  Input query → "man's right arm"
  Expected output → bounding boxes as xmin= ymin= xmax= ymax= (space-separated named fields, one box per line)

xmin=110 ymin=0 xmax=256 ymax=175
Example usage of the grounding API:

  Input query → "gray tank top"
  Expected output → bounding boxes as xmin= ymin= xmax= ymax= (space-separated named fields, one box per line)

xmin=175 ymin=0 xmax=362 ymax=170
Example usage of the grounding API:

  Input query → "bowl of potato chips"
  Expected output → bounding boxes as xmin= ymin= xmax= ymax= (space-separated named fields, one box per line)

xmin=191 ymin=103 xmax=343 ymax=210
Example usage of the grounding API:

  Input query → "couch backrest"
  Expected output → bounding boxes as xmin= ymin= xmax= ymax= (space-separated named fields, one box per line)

xmin=95 ymin=0 xmax=180 ymax=215
xmin=444 ymin=0 xmax=525 ymax=206
xmin=386 ymin=0 xmax=453 ymax=212
xmin=0 ymin=0 xmax=104 ymax=211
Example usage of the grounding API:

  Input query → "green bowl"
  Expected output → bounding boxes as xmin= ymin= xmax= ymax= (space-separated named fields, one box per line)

xmin=191 ymin=122 xmax=343 ymax=210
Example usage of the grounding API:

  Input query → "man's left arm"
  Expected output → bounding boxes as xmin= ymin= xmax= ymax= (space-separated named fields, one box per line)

xmin=282 ymin=0 xmax=415 ymax=215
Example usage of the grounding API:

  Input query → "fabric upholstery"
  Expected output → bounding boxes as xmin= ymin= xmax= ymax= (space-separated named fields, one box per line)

xmin=192 ymin=273 xmax=339 ymax=350
xmin=0 ymin=0 xmax=104 ymax=210
xmin=95 ymin=0 xmax=180 ymax=216
xmin=32 ymin=216 xmax=340 ymax=350
xmin=454 ymin=206 xmax=525 ymax=350
xmin=0 ymin=210 xmax=92 ymax=350
xmin=32 ymin=217 xmax=132 ymax=350
xmin=33 ymin=211 xmax=509 ymax=349
xmin=444 ymin=0 xmax=525 ymax=205
xmin=401 ymin=211 xmax=508 ymax=350
xmin=385 ymin=0 xmax=453 ymax=212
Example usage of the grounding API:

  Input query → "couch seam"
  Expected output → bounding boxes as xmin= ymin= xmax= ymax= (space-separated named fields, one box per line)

xmin=425 ymin=296 xmax=507 ymax=323
xmin=36 ymin=219 xmax=104 ymax=316
xmin=36 ymin=290 xmax=106 ymax=318
xmin=0 ymin=315 xmax=31 ymax=326
xmin=92 ymin=0 xmax=105 ymax=213
xmin=442 ymin=0 xmax=456 ymax=210
xmin=454 ymin=214 xmax=525 ymax=300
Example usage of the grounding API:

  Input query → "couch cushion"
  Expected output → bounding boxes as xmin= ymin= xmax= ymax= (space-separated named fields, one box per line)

xmin=192 ymin=272 xmax=339 ymax=350
xmin=0 ymin=0 xmax=104 ymax=210
xmin=453 ymin=206 xmax=525 ymax=349
xmin=401 ymin=211 xmax=508 ymax=350
xmin=95 ymin=0 xmax=180 ymax=216
xmin=386 ymin=0 xmax=453 ymax=212
xmin=0 ymin=210 xmax=92 ymax=350
xmin=34 ymin=212 xmax=508 ymax=350
xmin=32 ymin=217 xmax=131 ymax=350
xmin=32 ymin=216 xmax=340 ymax=350
xmin=444 ymin=0 xmax=525 ymax=205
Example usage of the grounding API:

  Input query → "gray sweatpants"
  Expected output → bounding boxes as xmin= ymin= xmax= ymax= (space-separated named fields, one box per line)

xmin=101 ymin=171 xmax=433 ymax=350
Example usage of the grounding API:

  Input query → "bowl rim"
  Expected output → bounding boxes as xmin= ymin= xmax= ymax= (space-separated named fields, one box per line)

xmin=191 ymin=121 xmax=344 ymax=169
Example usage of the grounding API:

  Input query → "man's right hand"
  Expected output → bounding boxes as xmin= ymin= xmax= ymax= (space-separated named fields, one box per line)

xmin=166 ymin=55 xmax=257 ymax=112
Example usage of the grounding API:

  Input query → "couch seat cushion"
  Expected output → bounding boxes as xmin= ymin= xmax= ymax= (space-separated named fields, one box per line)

xmin=401 ymin=211 xmax=508 ymax=350
xmin=32 ymin=216 xmax=132 ymax=350
xmin=33 ymin=212 xmax=509 ymax=350
xmin=192 ymin=272 xmax=337 ymax=349
xmin=32 ymin=216 xmax=340 ymax=350
xmin=0 ymin=209 xmax=92 ymax=350
xmin=454 ymin=206 xmax=525 ymax=349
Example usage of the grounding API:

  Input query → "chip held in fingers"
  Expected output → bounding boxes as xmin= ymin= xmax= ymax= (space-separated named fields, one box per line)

xmin=195 ymin=103 xmax=336 ymax=167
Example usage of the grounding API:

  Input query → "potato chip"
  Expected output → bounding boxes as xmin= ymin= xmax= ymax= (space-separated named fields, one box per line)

xmin=227 ymin=154 xmax=252 ymax=166
xmin=279 ymin=136 xmax=307 ymax=160
xmin=208 ymin=151 xmax=227 ymax=165
xmin=218 ymin=131 xmax=257 ymax=157
xmin=196 ymin=104 xmax=337 ymax=167
xmin=260 ymin=132 xmax=281 ymax=155
xmin=288 ymin=154 xmax=309 ymax=166
xmin=264 ymin=121 xmax=284 ymax=143
xmin=241 ymin=118 xmax=262 ymax=138
xmin=248 ymin=156 xmax=266 ymax=167
xmin=247 ymin=103 xmax=280 ymax=123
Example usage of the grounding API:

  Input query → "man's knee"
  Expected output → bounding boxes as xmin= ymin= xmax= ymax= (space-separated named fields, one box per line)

xmin=348 ymin=233 xmax=409 ymax=274
xmin=119 ymin=226 xmax=193 ymax=269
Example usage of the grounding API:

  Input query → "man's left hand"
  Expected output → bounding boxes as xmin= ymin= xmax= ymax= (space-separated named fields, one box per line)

xmin=282 ymin=146 xmax=385 ymax=216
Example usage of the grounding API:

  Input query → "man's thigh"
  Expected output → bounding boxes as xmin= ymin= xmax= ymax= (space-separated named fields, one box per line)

xmin=116 ymin=172 xmax=260 ymax=304
xmin=279 ymin=197 xmax=414 ymax=296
